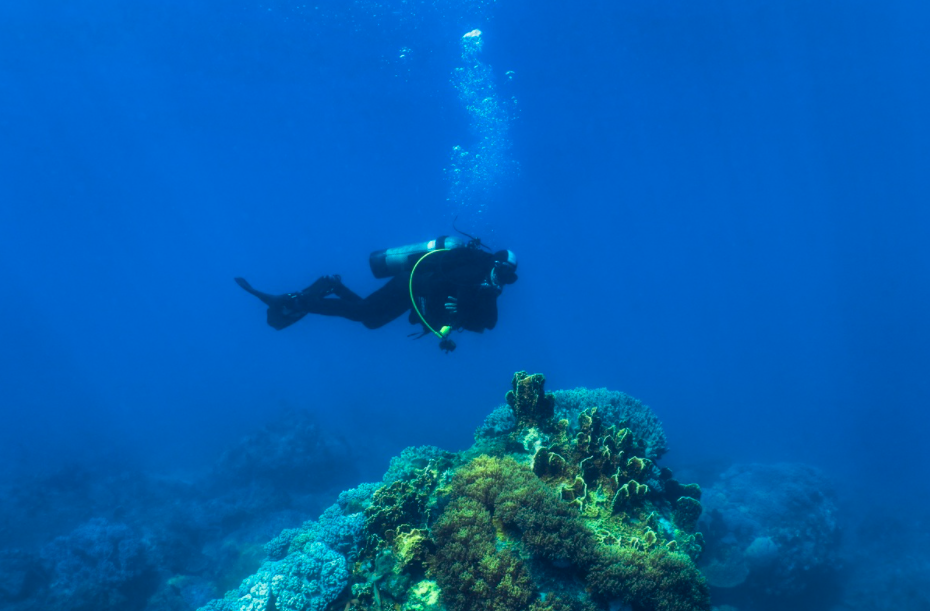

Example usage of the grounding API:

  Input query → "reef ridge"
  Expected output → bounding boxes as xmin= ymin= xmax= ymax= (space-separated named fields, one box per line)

xmin=199 ymin=371 xmax=709 ymax=611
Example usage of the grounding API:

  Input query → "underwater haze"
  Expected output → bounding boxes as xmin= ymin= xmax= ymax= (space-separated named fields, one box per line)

xmin=1 ymin=0 xmax=929 ymax=610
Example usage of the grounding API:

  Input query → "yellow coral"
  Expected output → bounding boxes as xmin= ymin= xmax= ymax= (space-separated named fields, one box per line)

xmin=643 ymin=529 xmax=658 ymax=548
xmin=402 ymin=580 xmax=442 ymax=611
xmin=560 ymin=476 xmax=587 ymax=503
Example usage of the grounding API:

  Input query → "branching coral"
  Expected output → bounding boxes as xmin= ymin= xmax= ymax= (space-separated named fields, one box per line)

xmin=529 ymin=594 xmax=601 ymax=611
xmin=429 ymin=496 xmax=536 ymax=611
xmin=588 ymin=546 xmax=709 ymax=611
xmin=454 ymin=455 xmax=598 ymax=568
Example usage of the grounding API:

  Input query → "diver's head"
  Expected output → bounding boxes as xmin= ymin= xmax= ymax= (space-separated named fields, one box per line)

xmin=491 ymin=250 xmax=518 ymax=286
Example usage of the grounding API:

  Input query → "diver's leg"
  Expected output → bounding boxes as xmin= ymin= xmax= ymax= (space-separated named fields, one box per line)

xmin=330 ymin=277 xmax=362 ymax=302
xmin=355 ymin=275 xmax=411 ymax=328
xmin=267 ymin=276 xmax=345 ymax=329
xmin=302 ymin=275 xmax=410 ymax=329
xmin=292 ymin=275 xmax=341 ymax=305
xmin=235 ymin=276 xmax=339 ymax=330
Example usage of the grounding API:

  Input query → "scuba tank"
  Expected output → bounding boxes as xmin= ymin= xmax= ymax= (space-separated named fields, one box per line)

xmin=369 ymin=236 xmax=467 ymax=278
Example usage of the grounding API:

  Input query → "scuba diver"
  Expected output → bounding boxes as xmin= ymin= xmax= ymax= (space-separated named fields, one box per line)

xmin=235 ymin=235 xmax=518 ymax=353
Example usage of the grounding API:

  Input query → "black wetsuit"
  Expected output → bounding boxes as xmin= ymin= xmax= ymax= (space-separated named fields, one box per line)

xmin=304 ymin=248 xmax=501 ymax=332
xmin=237 ymin=247 xmax=502 ymax=335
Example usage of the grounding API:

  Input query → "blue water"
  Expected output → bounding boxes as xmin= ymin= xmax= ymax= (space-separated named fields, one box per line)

xmin=1 ymin=0 xmax=928 ymax=609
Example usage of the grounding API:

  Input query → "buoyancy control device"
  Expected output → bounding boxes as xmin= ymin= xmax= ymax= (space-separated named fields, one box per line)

xmin=368 ymin=236 xmax=467 ymax=278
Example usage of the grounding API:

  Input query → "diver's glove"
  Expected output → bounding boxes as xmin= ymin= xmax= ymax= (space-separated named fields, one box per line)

xmin=439 ymin=338 xmax=456 ymax=353
xmin=444 ymin=296 xmax=458 ymax=313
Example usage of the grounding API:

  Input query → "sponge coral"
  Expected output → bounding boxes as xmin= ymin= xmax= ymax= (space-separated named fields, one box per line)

xmin=506 ymin=371 xmax=557 ymax=433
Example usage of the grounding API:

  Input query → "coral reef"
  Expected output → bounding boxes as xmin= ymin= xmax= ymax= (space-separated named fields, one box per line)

xmin=0 ymin=548 xmax=40 ymax=602
xmin=833 ymin=507 xmax=930 ymax=611
xmin=1 ymin=373 xmax=897 ymax=611
xmin=263 ymin=484 xmax=374 ymax=562
xmin=202 ymin=541 xmax=349 ymax=611
xmin=383 ymin=446 xmax=454 ymax=485
xmin=200 ymin=483 xmax=377 ymax=611
xmin=698 ymin=463 xmax=840 ymax=599
xmin=551 ymin=387 xmax=668 ymax=461
xmin=207 ymin=408 xmax=356 ymax=494
xmin=474 ymin=404 xmax=517 ymax=440
xmin=588 ymin=546 xmax=709 ymax=611
xmin=39 ymin=518 xmax=159 ymax=611
xmin=200 ymin=371 xmax=709 ymax=611
xmin=0 ymin=408 xmax=360 ymax=611
xmin=430 ymin=494 xmax=536 ymax=611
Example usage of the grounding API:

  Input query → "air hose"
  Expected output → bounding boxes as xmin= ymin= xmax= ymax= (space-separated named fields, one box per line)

xmin=409 ymin=249 xmax=452 ymax=340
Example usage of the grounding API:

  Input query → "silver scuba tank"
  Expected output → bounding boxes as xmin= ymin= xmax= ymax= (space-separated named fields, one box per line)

xmin=369 ymin=236 xmax=467 ymax=278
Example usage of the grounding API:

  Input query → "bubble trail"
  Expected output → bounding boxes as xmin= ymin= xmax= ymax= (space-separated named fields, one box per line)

xmin=446 ymin=29 xmax=517 ymax=232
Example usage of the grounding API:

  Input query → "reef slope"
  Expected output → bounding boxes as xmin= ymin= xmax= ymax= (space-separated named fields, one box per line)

xmin=199 ymin=372 xmax=709 ymax=611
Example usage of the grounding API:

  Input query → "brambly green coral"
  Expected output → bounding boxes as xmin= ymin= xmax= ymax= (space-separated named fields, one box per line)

xmin=588 ymin=546 xmax=709 ymax=611
xmin=200 ymin=371 xmax=708 ymax=611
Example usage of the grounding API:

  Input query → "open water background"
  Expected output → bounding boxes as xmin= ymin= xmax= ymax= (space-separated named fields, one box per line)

xmin=1 ymin=1 xmax=928 ymax=608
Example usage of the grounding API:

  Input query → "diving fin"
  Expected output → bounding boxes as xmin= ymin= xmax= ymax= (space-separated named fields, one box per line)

xmin=235 ymin=277 xmax=306 ymax=330
xmin=266 ymin=306 xmax=307 ymax=330
xmin=235 ymin=277 xmax=284 ymax=308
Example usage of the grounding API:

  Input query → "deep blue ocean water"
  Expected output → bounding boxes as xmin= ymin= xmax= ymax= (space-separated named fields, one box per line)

xmin=1 ymin=1 xmax=928 ymax=609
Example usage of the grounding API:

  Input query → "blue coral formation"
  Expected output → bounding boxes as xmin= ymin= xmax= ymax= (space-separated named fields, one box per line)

xmin=382 ymin=446 xmax=454 ymax=484
xmin=836 ymin=506 xmax=930 ymax=611
xmin=474 ymin=404 xmax=517 ymax=440
xmin=0 ymin=407 xmax=362 ymax=611
xmin=697 ymin=463 xmax=840 ymax=599
xmin=551 ymin=387 xmax=669 ymax=461
xmin=201 ymin=541 xmax=348 ymax=611
xmin=200 ymin=483 xmax=375 ymax=611
xmin=207 ymin=408 xmax=355 ymax=494
xmin=0 ymin=548 xmax=39 ymax=603
xmin=39 ymin=518 xmax=158 ymax=611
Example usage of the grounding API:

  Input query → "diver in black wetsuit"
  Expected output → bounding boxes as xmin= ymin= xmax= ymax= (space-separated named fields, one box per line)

xmin=235 ymin=237 xmax=518 ymax=352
